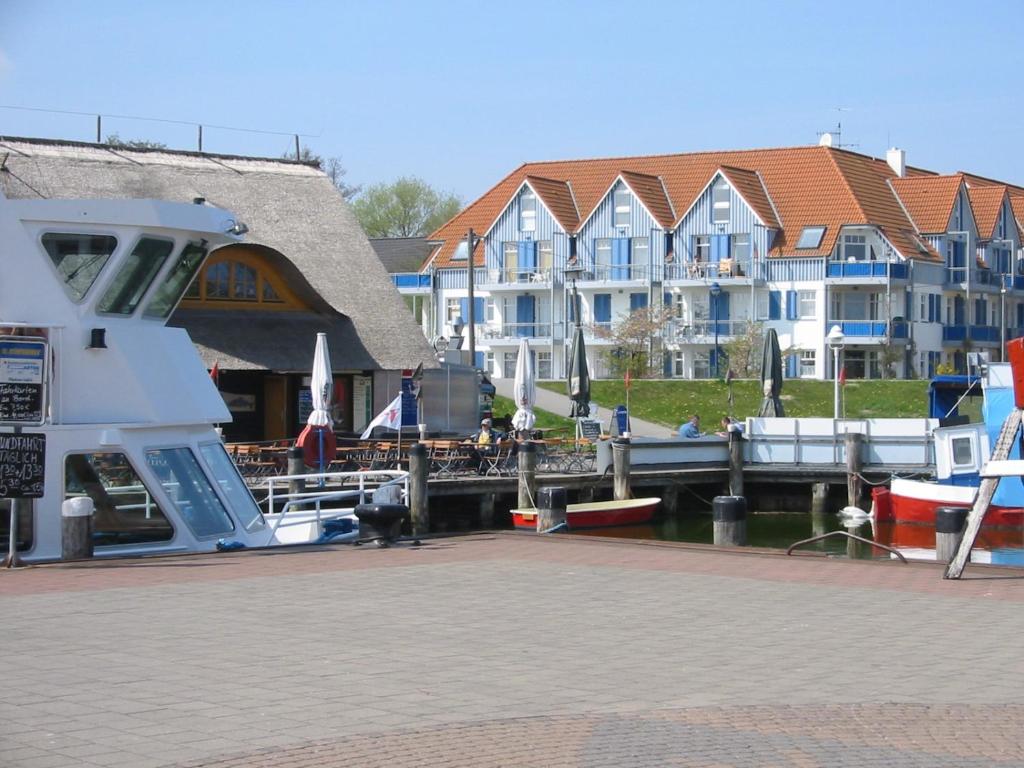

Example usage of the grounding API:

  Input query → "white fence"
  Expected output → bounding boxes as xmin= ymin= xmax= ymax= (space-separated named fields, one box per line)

xmin=744 ymin=418 xmax=938 ymax=467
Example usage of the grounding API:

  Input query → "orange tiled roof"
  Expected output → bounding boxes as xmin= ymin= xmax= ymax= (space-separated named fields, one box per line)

xmin=889 ymin=175 xmax=964 ymax=234
xmin=524 ymin=175 xmax=579 ymax=232
xmin=966 ymin=185 xmax=1007 ymax=239
xmin=715 ymin=166 xmax=781 ymax=230
xmin=619 ymin=170 xmax=675 ymax=228
xmin=425 ymin=145 xmax=949 ymax=270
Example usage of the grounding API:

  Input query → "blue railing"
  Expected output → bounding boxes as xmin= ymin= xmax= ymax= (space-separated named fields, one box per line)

xmin=942 ymin=325 xmax=1000 ymax=342
xmin=826 ymin=262 xmax=908 ymax=279
xmin=391 ymin=273 xmax=432 ymax=289
xmin=829 ymin=321 xmax=907 ymax=338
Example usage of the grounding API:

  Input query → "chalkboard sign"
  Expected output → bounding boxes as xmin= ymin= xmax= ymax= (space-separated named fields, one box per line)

xmin=579 ymin=419 xmax=602 ymax=440
xmin=0 ymin=432 xmax=46 ymax=498
xmin=0 ymin=338 xmax=47 ymax=425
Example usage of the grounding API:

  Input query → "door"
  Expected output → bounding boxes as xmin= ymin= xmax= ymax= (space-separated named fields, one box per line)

xmin=263 ymin=375 xmax=289 ymax=440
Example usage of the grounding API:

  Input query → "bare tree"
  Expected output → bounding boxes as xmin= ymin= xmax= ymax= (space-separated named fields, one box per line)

xmin=282 ymin=147 xmax=361 ymax=201
xmin=594 ymin=304 xmax=674 ymax=379
xmin=723 ymin=320 xmax=764 ymax=378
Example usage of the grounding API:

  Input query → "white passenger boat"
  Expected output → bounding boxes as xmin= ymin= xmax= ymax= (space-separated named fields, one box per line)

xmin=0 ymin=192 xmax=401 ymax=562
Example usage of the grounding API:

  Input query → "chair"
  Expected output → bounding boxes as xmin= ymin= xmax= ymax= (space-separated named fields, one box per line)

xmin=481 ymin=439 xmax=514 ymax=476
xmin=718 ymin=258 xmax=734 ymax=277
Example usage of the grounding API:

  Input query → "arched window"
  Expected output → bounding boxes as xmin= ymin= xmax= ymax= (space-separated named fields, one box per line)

xmin=182 ymin=255 xmax=298 ymax=308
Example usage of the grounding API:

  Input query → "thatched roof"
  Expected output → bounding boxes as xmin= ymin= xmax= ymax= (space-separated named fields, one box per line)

xmin=369 ymin=237 xmax=433 ymax=273
xmin=0 ymin=136 xmax=436 ymax=372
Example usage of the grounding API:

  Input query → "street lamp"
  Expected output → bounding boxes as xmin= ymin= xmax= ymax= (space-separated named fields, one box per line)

xmin=709 ymin=282 xmax=722 ymax=378
xmin=992 ymin=238 xmax=1015 ymax=361
xmin=827 ymin=324 xmax=845 ymax=420
xmin=564 ymin=265 xmax=584 ymax=331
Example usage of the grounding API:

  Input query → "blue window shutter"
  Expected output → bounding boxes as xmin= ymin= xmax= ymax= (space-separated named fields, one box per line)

xmin=474 ymin=297 xmax=485 ymax=320
xmin=1017 ymin=303 xmax=1024 ymax=328
xmin=516 ymin=295 xmax=535 ymax=337
xmin=718 ymin=290 xmax=730 ymax=320
xmin=769 ymin=291 xmax=781 ymax=320
xmin=786 ymin=354 xmax=797 ymax=378
xmin=630 ymin=293 xmax=648 ymax=312
xmin=595 ymin=294 xmax=612 ymax=323
xmin=474 ymin=351 xmax=485 ymax=369
xmin=459 ymin=297 xmax=469 ymax=323
xmin=710 ymin=235 xmax=721 ymax=262
xmin=663 ymin=351 xmax=672 ymax=378
xmin=611 ymin=238 xmax=630 ymax=279
xmin=519 ymin=241 xmax=537 ymax=271
xmin=785 ymin=290 xmax=797 ymax=320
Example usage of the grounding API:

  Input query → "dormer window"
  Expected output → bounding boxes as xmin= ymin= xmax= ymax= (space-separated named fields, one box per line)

xmin=614 ymin=188 xmax=630 ymax=228
xmin=712 ymin=178 xmax=731 ymax=224
xmin=520 ymin=189 xmax=536 ymax=232
xmin=796 ymin=226 xmax=826 ymax=250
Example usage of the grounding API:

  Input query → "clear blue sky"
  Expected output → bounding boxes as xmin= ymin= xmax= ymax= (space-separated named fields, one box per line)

xmin=2 ymin=0 xmax=1022 ymax=202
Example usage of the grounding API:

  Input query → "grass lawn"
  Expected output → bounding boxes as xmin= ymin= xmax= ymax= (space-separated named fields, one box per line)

xmin=539 ymin=378 xmax=932 ymax=427
xmin=492 ymin=394 xmax=575 ymax=431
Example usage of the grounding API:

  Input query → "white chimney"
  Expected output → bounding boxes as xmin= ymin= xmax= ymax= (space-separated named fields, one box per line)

xmin=886 ymin=147 xmax=906 ymax=177
xmin=818 ymin=132 xmax=833 ymax=147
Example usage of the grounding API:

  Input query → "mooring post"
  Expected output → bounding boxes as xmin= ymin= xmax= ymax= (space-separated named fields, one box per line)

xmin=811 ymin=482 xmax=829 ymax=514
xmin=713 ymin=495 xmax=747 ymax=546
xmin=518 ymin=441 xmax=537 ymax=510
xmin=408 ymin=442 xmax=429 ymax=536
xmin=61 ymin=497 xmax=94 ymax=560
xmin=935 ymin=506 xmax=970 ymax=564
xmin=612 ymin=437 xmax=631 ymax=501
xmin=661 ymin=484 xmax=678 ymax=515
xmin=287 ymin=446 xmax=306 ymax=498
xmin=844 ymin=432 xmax=864 ymax=508
xmin=537 ymin=486 xmax=567 ymax=532
xmin=728 ymin=424 xmax=744 ymax=497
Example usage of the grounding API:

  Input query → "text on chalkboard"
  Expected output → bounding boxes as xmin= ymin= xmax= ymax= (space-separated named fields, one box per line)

xmin=0 ymin=432 xmax=46 ymax=498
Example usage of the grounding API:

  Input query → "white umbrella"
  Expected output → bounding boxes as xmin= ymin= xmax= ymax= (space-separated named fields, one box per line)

xmin=511 ymin=337 xmax=536 ymax=433
xmin=307 ymin=332 xmax=334 ymax=428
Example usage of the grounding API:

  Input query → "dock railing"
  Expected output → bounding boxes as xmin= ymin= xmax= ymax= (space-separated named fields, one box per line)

xmin=744 ymin=418 xmax=937 ymax=468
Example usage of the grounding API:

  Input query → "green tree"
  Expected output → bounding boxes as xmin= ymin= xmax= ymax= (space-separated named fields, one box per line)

xmin=105 ymin=134 xmax=168 ymax=149
xmin=352 ymin=177 xmax=462 ymax=238
xmin=282 ymin=147 xmax=360 ymax=201
xmin=723 ymin=320 xmax=764 ymax=378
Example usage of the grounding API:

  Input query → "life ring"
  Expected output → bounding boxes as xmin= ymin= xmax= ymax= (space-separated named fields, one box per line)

xmin=296 ymin=424 xmax=337 ymax=468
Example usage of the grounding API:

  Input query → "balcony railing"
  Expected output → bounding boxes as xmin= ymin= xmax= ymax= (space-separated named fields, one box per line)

xmin=943 ymin=325 xmax=1000 ymax=343
xmin=479 ymin=322 xmax=553 ymax=340
xmin=827 ymin=321 xmax=908 ymax=339
xmin=664 ymin=259 xmax=755 ymax=281
xmin=667 ymin=320 xmax=748 ymax=341
xmin=945 ymin=268 xmax=998 ymax=286
xmin=391 ymin=272 xmax=431 ymax=289
xmin=579 ymin=263 xmax=650 ymax=282
xmin=481 ymin=268 xmax=553 ymax=285
xmin=826 ymin=261 xmax=908 ymax=279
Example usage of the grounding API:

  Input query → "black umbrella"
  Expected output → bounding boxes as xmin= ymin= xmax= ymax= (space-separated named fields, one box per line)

xmin=567 ymin=324 xmax=590 ymax=419
xmin=758 ymin=327 xmax=785 ymax=417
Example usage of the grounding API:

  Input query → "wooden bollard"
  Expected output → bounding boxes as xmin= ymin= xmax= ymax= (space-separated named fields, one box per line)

xmin=518 ymin=441 xmax=537 ymax=510
xmin=408 ymin=442 xmax=429 ymax=536
xmin=811 ymin=482 xmax=829 ymax=514
xmin=287 ymin=446 xmax=306 ymax=497
xmin=61 ymin=497 xmax=94 ymax=560
xmin=728 ymin=425 xmax=744 ymax=497
xmin=537 ymin=486 xmax=567 ymax=532
xmin=935 ymin=506 xmax=970 ymax=564
xmin=712 ymin=495 xmax=746 ymax=546
xmin=844 ymin=432 xmax=864 ymax=508
xmin=612 ymin=437 xmax=631 ymax=501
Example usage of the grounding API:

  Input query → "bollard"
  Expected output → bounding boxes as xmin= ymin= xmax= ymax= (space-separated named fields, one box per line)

xmin=408 ymin=442 xmax=429 ymax=536
xmin=537 ymin=486 xmax=567 ymax=532
xmin=518 ymin=441 xmax=537 ymax=510
xmin=712 ymin=495 xmax=746 ymax=547
xmin=612 ymin=437 xmax=631 ymax=501
xmin=844 ymin=432 xmax=864 ymax=508
xmin=935 ymin=506 xmax=970 ymax=564
xmin=61 ymin=497 xmax=94 ymax=560
xmin=728 ymin=425 xmax=744 ymax=497
xmin=287 ymin=446 xmax=306 ymax=498
xmin=811 ymin=482 xmax=829 ymax=514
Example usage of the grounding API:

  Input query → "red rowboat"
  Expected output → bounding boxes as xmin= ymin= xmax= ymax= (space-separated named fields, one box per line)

xmin=512 ymin=497 xmax=661 ymax=531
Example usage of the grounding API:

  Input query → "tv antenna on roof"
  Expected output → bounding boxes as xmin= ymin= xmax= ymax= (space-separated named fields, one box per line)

xmin=817 ymin=107 xmax=859 ymax=149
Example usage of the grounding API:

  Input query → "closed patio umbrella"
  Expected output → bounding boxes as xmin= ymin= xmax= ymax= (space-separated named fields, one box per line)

xmin=757 ymin=327 xmax=785 ymax=417
xmin=304 ymin=332 xmax=335 ymax=477
xmin=511 ymin=337 xmax=536 ymax=434
xmin=567 ymin=325 xmax=590 ymax=419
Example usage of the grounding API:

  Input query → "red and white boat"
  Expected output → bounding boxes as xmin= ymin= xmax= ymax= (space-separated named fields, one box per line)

xmin=512 ymin=497 xmax=661 ymax=531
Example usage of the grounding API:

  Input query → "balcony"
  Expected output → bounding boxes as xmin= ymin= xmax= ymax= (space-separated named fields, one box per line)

xmin=944 ymin=268 xmax=999 ymax=291
xmin=479 ymin=322 xmax=554 ymax=343
xmin=826 ymin=261 xmax=908 ymax=281
xmin=666 ymin=320 xmax=749 ymax=344
xmin=827 ymin=321 xmax=908 ymax=340
xmin=577 ymin=263 xmax=650 ymax=284
xmin=942 ymin=325 xmax=1000 ymax=343
xmin=664 ymin=258 xmax=761 ymax=283
xmin=479 ymin=268 xmax=553 ymax=290
xmin=391 ymin=272 xmax=431 ymax=292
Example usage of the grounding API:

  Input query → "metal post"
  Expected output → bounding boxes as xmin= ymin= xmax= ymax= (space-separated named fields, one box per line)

xmin=612 ymin=437 xmax=631 ymax=501
xmin=294 ymin=134 xmax=301 ymax=160
xmin=1001 ymin=284 xmax=1007 ymax=362
xmin=467 ymin=228 xmax=476 ymax=367
xmin=833 ymin=345 xmax=841 ymax=420
xmin=96 ymin=115 xmax=101 ymax=143
xmin=728 ymin=425 xmax=744 ymax=497
xmin=198 ymin=124 xmax=203 ymax=152
xmin=713 ymin=297 xmax=720 ymax=379
xmin=713 ymin=495 xmax=746 ymax=546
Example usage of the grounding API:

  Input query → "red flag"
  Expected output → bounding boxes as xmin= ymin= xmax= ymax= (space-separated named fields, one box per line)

xmin=838 ymin=366 xmax=847 ymax=386
xmin=624 ymin=368 xmax=632 ymax=391
xmin=210 ymin=361 xmax=220 ymax=386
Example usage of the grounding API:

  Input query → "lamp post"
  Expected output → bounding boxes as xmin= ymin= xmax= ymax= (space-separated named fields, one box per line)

xmin=992 ymin=238 xmax=1015 ymax=361
xmin=464 ymin=229 xmax=482 ymax=368
xmin=710 ymin=281 xmax=722 ymax=378
xmin=827 ymin=324 xmax=845 ymax=420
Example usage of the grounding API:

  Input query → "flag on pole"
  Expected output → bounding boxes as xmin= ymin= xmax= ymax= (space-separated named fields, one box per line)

xmin=360 ymin=394 xmax=402 ymax=439
xmin=839 ymin=366 xmax=847 ymax=386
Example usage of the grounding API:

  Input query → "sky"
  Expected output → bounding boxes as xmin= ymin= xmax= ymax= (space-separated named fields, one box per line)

xmin=2 ymin=0 xmax=1023 ymax=203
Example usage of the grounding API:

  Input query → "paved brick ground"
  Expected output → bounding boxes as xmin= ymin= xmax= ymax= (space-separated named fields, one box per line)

xmin=3 ymin=533 xmax=1024 ymax=767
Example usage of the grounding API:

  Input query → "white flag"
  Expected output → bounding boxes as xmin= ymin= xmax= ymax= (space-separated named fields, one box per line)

xmin=360 ymin=394 xmax=402 ymax=439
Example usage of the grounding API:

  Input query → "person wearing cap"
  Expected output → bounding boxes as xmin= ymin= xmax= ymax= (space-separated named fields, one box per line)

xmin=468 ymin=418 xmax=504 ymax=473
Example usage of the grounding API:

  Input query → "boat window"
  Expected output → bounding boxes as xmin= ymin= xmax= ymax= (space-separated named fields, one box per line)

xmin=42 ymin=233 xmax=118 ymax=302
xmin=143 ymin=241 xmax=209 ymax=319
xmin=951 ymin=437 xmax=974 ymax=467
xmin=98 ymin=237 xmax=175 ymax=315
xmin=199 ymin=442 xmax=265 ymax=533
xmin=145 ymin=447 xmax=234 ymax=538
xmin=65 ymin=453 xmax=173 ymax=545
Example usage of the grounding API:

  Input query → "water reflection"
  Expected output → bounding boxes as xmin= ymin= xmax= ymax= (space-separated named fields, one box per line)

xmin=569 ymin=512 xmax=1024 ymax=564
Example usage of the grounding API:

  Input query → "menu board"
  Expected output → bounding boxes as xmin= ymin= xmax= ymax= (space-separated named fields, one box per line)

xmin=0 ymin=432 xmax=45 ymax=498
xmin=0 ymin=338 xmax=47 ymax=425
xmin=579 ymin=419 xmax=602 ymax=440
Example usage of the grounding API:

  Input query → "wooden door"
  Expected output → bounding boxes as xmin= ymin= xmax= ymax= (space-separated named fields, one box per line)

xmin=263 ymin=375 xmax=288 ymax=440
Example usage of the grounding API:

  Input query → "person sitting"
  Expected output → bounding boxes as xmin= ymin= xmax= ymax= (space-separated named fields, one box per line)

xmin=715 ymin=416 xmax=743 ymax=437
xmin=468 ymin=418 xmax=505 ymax=473
xmin=678 ymin=414 xmax=702 ymax=438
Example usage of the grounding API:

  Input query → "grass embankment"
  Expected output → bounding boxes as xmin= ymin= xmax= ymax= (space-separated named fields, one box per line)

xmin=492 ymin=394 xmax=575 ymax=431
xmin=539 ymin=379 xmax=932 ymax=427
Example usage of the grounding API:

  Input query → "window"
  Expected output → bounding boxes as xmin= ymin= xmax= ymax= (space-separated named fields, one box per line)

xmin=198 ymin=443 xmax=264 ymax=533
xmin=694 ymin=235 xmax=710 ymax=263
xmin=451 ymin=240 xmax=469 ymax=261
xmin=712 ymin=178 xmax=730 ymax=224
xmin=951 ymin=437 xmax=974 ymax=467
xmin=233 ymin=263 xmax=257 ymax=300
xmin=673 ymin=351 xmax=685 ymax=377
xmin=799 ymin=350 xmax=816 ymax=377
xmin=98 ymin=237 xmax=175 ymax=315
xmin=732 ymin=233 xmax=751 ymax=261
xmin=795 ymin=226 xmax=826 ymax=250
xmin=841 ymin=234 xmax=867 ymax=261
xmin=538 ymin=240 xmax=553 ymax=276
xmin=503 ymin=352 xmax=517 ymax=378
xmin=263 ymin=281 xmax=283 ymax=303
xmin=631 ymin=237 xmax=649 ymax=270
xmin=594 ymin=238 xmax=612 ymax=267
xmin=520 ymin=189 xmax=536 ymax=232
xmin=502 ymin=242 xmax=518 ymax=281
xmin=145 ymin=448 xmax=234 ymax=538
xmin=536 ymin=351 xmax=551 ymax=379
xmin=65 ymin=452 xmax=172 ymax=546
xmin=756 ymin=292 xmax=770 ymax=320
xmin=485 ymin=297 xmax=496 ymax=322
xmin=144 ymin=242 xmax=208 ymax=319
xmin=446 ymin=298 xmax=461 ymax=323
xmin=205 ymin=262 xmax=230 ymax=298
xmin=42 ymin=233 xmax=119 ymax=302
xmin=693 ymin=352 xmax=711 ymax=379
xmin=798 ymin=290 xmax=816 ymax=319
xmin=484 ymin=351 xmax=495 ymax=375
xmin=614 ymin=188 xmax=630 ymax=228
